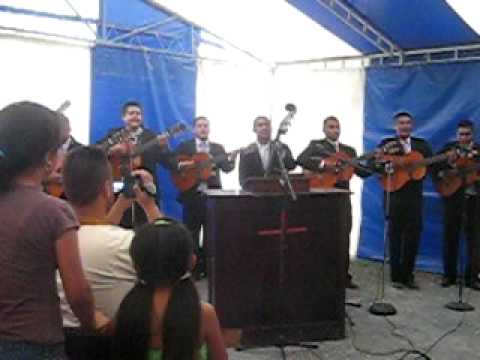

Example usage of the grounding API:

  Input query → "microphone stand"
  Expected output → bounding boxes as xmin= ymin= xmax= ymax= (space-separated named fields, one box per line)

xmin=269 ymin=110 xmax=297 ymax=201
xmin=243 ymin=106 xmax=319 ymax=359
xmin=445 ymin=173 xmax=475 ymax=312
xmin=369 ymin=161 xmax=397 ymax=316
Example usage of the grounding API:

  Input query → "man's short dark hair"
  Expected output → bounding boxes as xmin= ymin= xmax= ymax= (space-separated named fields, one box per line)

xmin=253 ymin=116 xmax=270 ymax=131
xmin=193 ymin=116 xmax=208 ymax=126
xmin=122 ymin=101 xmax=142 ymax=116
xmin=394 ymin=111 xmax=413 ymax=121
xmin=63 ymin=146 xmax=111 ymax=207
xmin=323 ymin=116 xmax=339 ymax=127
xmin=458 ymin=120 xmax=474 ymax=130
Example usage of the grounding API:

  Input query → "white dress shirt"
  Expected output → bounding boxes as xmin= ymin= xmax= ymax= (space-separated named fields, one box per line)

xmin=257 ymin=141 xmax=271 ymax=171
xmin=196 ymin=138 xmax=210 ymax=153
xmin=399 ymin=137 xmax=412 ymax=154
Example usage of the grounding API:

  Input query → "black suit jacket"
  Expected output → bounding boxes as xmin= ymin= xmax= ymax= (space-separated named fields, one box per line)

xmin=174 ymin=139 xmax=235 ymax=195
xmin=296 ymin=139 xmax=369 ymax=190
xmin=238 ymin=141 xmax=296 ymax=188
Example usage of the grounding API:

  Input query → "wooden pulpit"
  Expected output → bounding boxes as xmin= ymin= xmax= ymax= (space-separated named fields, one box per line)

xmin=204 ymin=184 xmax=350 ymax=346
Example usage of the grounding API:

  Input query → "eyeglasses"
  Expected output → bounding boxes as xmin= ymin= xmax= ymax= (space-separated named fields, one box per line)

xmin=458 ymin=132 xmax=472 ymax=136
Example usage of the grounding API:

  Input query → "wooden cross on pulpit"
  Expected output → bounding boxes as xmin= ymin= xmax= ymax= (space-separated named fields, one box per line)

xmin=257 ymin=210 xmax=308 ymax=238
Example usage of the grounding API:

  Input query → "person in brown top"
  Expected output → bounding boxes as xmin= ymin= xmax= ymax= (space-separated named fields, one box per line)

xmin=0 ymin=102 xmax=94 ymax=359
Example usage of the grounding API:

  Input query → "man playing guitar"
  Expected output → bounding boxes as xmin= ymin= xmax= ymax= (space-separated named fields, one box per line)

xmin=297 ymin=116 xmax=370 ymax=289
xmin=174 ymin=116 xmax=236 ymax=279
xmin=374 ymin=112 xmax=432 ymax=290
xmin=97 ymin=101 xmax=177 ymax=228
xmin=433 ymin=120 xmax=480 ymax=290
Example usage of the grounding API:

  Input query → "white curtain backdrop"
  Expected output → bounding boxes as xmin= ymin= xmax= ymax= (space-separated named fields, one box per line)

xmin=198 ymin=63 xmax=366 ymax=255
xmin=0 ymin=36 xmax=91 ymax=144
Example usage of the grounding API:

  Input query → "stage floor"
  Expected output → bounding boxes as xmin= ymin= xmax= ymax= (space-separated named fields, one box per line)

xmin=197 ymin=259 xmax=480 ymax=360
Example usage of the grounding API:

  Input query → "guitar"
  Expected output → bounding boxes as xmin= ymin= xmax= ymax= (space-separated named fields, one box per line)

xmin=377 ymin=151 xmax=451 ymax=192
xmin=435 ymin=157 xmax=480 ymax=197
xmin=304 ymin=142 xmax=394 ymax=188
xmin=106 ymin=123 xmax=186 ymax=180
xmin=44 ymin=100 xmax=71 ymax=197
xmin=171 ymin=148 xmax=242 ymax=192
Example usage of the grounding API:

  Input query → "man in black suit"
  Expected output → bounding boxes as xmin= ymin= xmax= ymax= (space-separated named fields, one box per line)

xmin=238 ymin=115 xmax=296 ymax=188
xmin=297 ymin=116 xmax=370 ymax=289
xmin=433 ymin=120 xmax=480 ymax=290
xmin=97 ymin=101 xmax=176 ymax=228
xmin=375 ymin=112 xmax=433 ymax=289
xmin=175 ymin=116 xmax=236 ymax=278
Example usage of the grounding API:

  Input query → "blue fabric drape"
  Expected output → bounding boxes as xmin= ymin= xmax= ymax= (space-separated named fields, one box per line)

xmin=359 ymin=62 xmax=480 ymax=272
xmin=90 ymin=45 xmax=196 ymax=220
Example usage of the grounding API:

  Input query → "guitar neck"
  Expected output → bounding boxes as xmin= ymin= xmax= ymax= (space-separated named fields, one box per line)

xmin=132 ymin=134 xmax=170 ymax=157
xmin=415 ymin=152 xmax=448 ymax=167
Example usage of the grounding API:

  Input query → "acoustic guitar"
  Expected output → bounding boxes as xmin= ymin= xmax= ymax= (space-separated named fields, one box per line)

xmin=377 ymin=151 xmax=451 ymax=192
xmin=303 ymin=142 xmax=396 ymax=188
xmin=105 ymin=123 xmax=186 ymax=180
xmin=435 ymin=157 xmax=480 ymax=197
xmin=171 ymin=148 xmax=242 ymax=192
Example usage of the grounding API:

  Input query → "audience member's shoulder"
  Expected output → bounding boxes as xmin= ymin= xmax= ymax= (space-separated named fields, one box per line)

xmin=39 ymin=192 xmax=74 ymax=212
xmin=85 ymin=224 xmax=134 ymax=238
xmin=201 ymin=302 xmax=218 ymax=322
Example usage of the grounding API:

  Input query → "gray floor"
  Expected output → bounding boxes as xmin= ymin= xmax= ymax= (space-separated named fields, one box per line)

xmin=198 ymin=260 xmax=480 ymax=360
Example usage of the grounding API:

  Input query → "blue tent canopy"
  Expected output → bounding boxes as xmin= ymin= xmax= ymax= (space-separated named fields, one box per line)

xmin=287 ymin=0 xmax=480 ymax=53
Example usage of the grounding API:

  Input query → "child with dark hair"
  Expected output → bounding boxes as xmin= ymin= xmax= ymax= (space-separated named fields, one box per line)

xmin=112 ymin=219 xmax=227 ymax=360
xmin=0 ymin=101 xmax=94 ymax=358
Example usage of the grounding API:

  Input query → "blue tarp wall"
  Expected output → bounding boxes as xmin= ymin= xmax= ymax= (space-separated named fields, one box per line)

xmin=358 ymin=62 xmax=480 ymax=272
xmin=287 ymin=0 xmax=480 ymax=272
xmin=90 ymin=0 xmax=198 ymax=220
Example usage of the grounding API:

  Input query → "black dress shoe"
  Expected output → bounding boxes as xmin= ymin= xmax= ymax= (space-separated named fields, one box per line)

xmin=466 ymin=281 xmax=480 ymax=291
xmin=392 ymin=282 xmax=404 ymax=289
xmin=441 ymin=277 xmax=455 ymax=288
xmin=404 ymin=279 xmax=419 ymax=290
xmin=346 ymin=279 xmax=359 ymax=289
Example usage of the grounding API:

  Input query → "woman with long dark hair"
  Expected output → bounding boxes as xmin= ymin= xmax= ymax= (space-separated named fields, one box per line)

xmin=0 ymin=101 xmax=94 ymax=358
xmin=112 ymin=219 xmax=227 ymax=360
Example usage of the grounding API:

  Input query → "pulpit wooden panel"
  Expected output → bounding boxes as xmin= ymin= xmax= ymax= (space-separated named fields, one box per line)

xmin=204 ymin=189 xmax=349 ymax=346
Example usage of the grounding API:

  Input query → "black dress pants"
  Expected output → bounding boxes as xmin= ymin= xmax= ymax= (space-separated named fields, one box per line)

xmin=443 ymin=190 xmax=480 ymax=283
xmin=387 ymin=194 xmax=423 ymax=283
xmin=182 ymin=192 xmax=207 ymax=274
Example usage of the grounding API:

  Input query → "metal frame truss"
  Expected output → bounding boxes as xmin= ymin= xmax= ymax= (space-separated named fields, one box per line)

xmin=313 ymin=0 xmax=402 ymax=55
xmin=0 ymin=0 xmax=271 ymax=66
xmin=276 ymin=43 xmax=480 ymax=70
xmin=0 ymin=1 xmax=200 ymax=61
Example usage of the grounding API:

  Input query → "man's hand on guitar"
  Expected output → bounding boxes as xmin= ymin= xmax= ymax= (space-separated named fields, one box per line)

xmin=446 ymin=149 xmax=458 ymax=165
xmin=108 ymin=143 xmax=128 ymax=156
xmin=157 ymin=134 xmax=169 ymax=147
